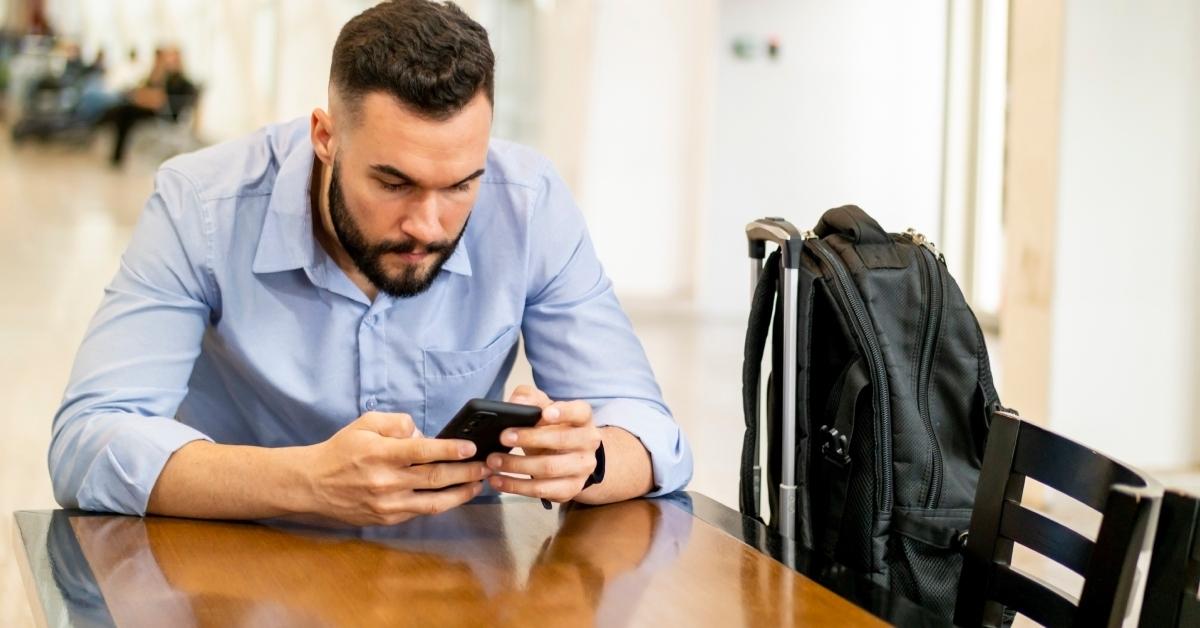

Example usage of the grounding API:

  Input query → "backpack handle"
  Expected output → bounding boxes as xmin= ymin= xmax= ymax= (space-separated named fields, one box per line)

xmin=814 ymin=205 xmax=891 ymax=246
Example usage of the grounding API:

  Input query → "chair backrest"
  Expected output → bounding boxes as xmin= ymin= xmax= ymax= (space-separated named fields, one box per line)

xmin=1138 ymin=490 xmax=1200 ymax=627
xmin=954 ymin=410 xmax=1160 ymax=627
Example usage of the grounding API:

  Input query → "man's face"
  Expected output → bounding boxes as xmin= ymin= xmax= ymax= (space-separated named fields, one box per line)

xmin=322 ymin=91 xmax=491 ymax=298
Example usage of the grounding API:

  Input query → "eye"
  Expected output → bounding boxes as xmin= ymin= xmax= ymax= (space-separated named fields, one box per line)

xmin=380 ymin=180 xmax=409 ymax=193
xmin=451 ymin=181 xmax=472 ymax=193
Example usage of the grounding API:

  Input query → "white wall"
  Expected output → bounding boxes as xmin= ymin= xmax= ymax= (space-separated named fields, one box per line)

xmin=699 ymin=0 xmax=949 ymax=316
xmin=1049 ymin=0 xmax=1200 ymax=468
xmin=575 ymin=0 xmax=716 ymax=301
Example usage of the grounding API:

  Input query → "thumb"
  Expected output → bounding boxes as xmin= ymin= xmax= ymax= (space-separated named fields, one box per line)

xmin=353 ymin=411 xmax=417 ymax=439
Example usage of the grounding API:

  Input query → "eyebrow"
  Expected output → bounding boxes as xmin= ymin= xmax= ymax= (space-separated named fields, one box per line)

xmin=369 ymin=164 xmax=486 ymax=189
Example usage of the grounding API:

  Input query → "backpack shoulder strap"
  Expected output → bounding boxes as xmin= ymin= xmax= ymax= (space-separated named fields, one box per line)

xmin=741 ymin=250 xmax=779 ymax=519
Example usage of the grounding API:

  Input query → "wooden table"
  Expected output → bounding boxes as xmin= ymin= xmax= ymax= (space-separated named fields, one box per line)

xmin=13 ymin=492 xmax=945 ymax=627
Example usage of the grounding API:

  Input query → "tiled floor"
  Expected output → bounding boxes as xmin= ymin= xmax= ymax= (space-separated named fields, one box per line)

xmin=2 ymin=133 xmax=1195 ymax=627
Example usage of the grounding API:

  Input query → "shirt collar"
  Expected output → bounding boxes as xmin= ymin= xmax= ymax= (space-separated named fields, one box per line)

xmin=440 ymin=234 xmax=473 ymax=277
xmin=252 ymin=134 xmax=473 ymax=279
xmin=252 ymin=140 xmax=318 ymax=274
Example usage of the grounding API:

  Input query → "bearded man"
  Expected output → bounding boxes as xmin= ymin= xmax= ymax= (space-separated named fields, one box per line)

xmin=49 ymin=0 xmax=692 ymax=525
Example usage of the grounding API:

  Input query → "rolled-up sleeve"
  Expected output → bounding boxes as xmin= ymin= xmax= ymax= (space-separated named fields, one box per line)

xmin=519 ymin=164 xmax=693 ymax=496
xmin=49 ymin=168 xmax=215 ymax=515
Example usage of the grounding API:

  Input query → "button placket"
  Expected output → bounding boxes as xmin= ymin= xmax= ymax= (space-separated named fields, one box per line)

xmin=358 ymin=306 xmax=388 ymax=413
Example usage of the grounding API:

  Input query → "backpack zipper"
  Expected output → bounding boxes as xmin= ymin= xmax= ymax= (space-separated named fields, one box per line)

xmin=803 ymin=232 xmax=893 ymax=512
xmin=906 ymin=229 xmax=946 ymax=509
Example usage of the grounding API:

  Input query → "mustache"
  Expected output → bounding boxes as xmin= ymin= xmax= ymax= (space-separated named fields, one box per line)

xmin=369 ymin=238 xmax=456 ymax=256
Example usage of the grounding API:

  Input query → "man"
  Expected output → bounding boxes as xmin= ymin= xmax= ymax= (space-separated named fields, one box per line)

xmin=49 ymin=0 xmax=692 ymax=526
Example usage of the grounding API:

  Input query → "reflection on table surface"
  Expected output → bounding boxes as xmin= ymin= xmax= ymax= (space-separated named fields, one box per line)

xmin=24 ymin=494 xmax=890 ymax=627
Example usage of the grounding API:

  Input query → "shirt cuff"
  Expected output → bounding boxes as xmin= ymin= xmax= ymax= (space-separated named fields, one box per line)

xmin=592 ymin=399 xmax=693 ymax=497
xmin=76 ymin=416 xmax=213 ymax=516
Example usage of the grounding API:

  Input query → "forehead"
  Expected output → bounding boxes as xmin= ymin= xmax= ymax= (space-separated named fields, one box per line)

xmin=338 ymin=91 xmax=491 ymax=186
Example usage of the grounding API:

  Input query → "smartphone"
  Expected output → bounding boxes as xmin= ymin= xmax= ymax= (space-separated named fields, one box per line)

xmin=435 ymin=398 xmax=543 ymax=463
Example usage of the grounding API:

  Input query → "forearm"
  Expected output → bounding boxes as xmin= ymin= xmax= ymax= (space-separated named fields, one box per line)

xmin=574 ymin=426 xmax=653 ymax=505
xmin=147 ymin=440 xmax=312 ymax=519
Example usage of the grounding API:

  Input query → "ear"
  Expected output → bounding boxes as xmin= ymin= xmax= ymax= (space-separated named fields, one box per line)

xmin=310 ymin=108 xmax=336 ymax=166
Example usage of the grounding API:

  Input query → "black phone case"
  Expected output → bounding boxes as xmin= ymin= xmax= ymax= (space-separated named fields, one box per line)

xmin=435 ymin=399 xmax=543 ymax=462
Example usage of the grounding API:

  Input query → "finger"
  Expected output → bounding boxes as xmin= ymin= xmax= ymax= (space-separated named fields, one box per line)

xmin=539 ymin=400 xmax=592 ymax=427
xmin=486 ymin=451 xmax=593 ymax=479
xmin=395 ymin=481 xmax=485 ymax=516
xmin=405 ymin=461 xmax=493 ymax=490
xmin=488 ymin=474 xmax=582 ymax=503
xmin=508 ymin=384 xmax=552 ymax=408
xmin=500 ymin=425 xmax=600 ymax=452
xmin=385 ymin=436 xmax=477 ymax=465
xmin=353 ymin=412 xmax=416 ymax=439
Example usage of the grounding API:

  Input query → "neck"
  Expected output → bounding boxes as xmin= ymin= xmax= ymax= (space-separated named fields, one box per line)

xmin=309 ymin=156 xmax=379 ymax=302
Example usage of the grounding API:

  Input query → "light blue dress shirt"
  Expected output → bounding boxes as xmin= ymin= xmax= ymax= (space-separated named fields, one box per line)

xmin=49 ymin=118 xmax=693 ymax=515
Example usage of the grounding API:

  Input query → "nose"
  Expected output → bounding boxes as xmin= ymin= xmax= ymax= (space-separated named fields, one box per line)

xmin=399 ymin=191 xmax=444 ymax=246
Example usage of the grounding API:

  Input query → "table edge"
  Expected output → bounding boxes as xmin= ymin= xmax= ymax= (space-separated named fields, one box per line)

xmin=12 ymin=513 xmax=51 ymax=628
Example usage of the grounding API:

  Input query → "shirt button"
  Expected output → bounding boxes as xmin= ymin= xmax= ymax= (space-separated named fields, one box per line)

xmin=365 ymin=397 xmax=377 ymax=411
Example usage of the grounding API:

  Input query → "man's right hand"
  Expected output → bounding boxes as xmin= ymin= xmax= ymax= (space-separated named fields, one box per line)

xmin=298 ymin=411 xmax=490 ymax=526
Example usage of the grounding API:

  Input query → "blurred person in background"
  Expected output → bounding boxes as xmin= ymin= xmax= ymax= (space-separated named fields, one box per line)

xmin=73 ymin=48 xmax=147 ymax=123
xmin=71 ymin=48 xmax=112 ymax=121
xmin=8 ymin=37 xmax=106 ymax=142
xmin=94 ymin=45 xmax=196 ymax=165
xmin=49 ymin=0 xmax=692 ymax=527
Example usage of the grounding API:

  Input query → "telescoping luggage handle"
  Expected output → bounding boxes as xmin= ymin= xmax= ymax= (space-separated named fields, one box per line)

xmin=745 ymin=217 xmax=803 ymax=542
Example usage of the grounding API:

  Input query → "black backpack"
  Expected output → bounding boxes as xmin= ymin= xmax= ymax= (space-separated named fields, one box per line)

xmin=742 ymin=206 xmax=1002 ymax=618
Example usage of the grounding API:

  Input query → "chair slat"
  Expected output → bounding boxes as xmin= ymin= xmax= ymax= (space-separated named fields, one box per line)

xmin=1011 ymin=420 xmax=1145 ymax=511
xmin=999 ymin=499 xmax=1093 ymax=576
xmin=992 ymin=564 xmax=1078 ymax=628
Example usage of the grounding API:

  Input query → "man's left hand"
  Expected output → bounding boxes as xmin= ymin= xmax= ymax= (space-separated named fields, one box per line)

xmin=486 ymin=385 xmax=601 ymax=503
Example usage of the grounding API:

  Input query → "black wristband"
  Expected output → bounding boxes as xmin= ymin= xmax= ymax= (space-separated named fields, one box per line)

xmin=540 ymin=442 xmax=606 ymax=510
xmin=582 ymin=441 xmax=606 ymax=489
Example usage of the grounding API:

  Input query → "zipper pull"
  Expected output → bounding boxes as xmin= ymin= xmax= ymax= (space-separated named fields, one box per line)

xmin=903 ymin=228 xmax=926 ymax=246
xmin=904 ymin=228 xmax=945 ymax=263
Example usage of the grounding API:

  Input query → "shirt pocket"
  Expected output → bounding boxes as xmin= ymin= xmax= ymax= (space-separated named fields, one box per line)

xmin=422 ymin=325 xmax=521 ymax=432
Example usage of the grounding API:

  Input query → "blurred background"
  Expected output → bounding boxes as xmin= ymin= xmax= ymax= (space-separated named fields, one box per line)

xmin=2 ymin=0 xmax=1198 ymax=625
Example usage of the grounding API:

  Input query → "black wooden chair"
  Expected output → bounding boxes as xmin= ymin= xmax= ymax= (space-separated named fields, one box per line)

xmin=1138 ymin=490 xmax=1200 ymax=627
xmin=954 ymin=410 xmax=1160 ymax=627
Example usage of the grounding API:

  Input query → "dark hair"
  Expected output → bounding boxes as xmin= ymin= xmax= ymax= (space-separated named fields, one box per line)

xmin=331 ymin=0 xmax=494 ymax=121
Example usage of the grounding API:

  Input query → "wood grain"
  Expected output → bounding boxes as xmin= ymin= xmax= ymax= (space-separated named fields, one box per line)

xmin=67 ymin=499 xmax=886 ymax=627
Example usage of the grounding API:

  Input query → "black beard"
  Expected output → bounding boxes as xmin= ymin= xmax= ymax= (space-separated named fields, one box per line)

xmin=327 ymin=160 xmax=465 ymax=298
